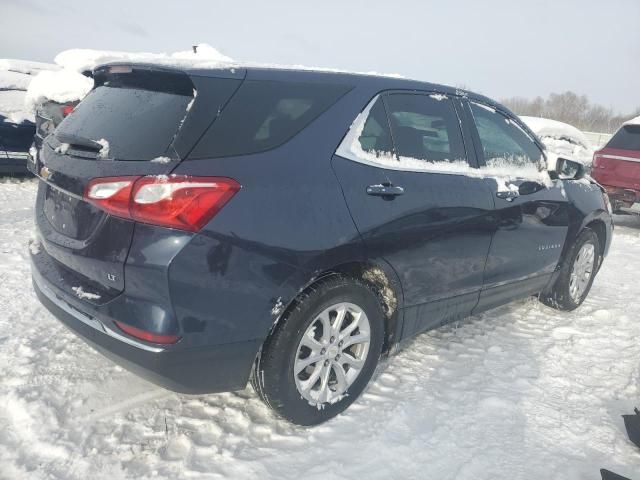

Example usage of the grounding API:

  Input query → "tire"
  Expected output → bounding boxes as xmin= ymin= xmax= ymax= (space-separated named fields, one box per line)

xmin=251 ymin=275 xmax=385 ymax=426
xmin=540 ymin=228 xmax=601 ymax=311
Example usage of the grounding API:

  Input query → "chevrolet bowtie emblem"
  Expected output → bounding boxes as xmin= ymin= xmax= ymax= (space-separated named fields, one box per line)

xmin=40 ymin=166 xmax=51 ymax=180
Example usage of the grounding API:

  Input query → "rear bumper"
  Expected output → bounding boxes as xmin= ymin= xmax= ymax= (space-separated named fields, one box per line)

xmin=601 ymin=185 xmax=639 ymax=210
xmin=31 ymin=256 xmax=260 ymax=394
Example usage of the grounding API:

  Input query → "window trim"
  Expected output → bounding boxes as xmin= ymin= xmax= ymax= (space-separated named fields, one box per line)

xmin=335 ymin=90 xmax=475 ymax=175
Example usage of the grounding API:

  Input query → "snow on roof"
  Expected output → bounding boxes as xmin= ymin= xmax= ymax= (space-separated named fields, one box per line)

xmin=0 ymin=59 xmax=57 ymax=76
xmin=24 ymin=69 xmax=93 ymax=112
xmin=54 ymin=43 xmax=234 ymax=72
xmin=0 ymin=90 xmax=33 ymax=124
xmin=24 ymin=44 xmax=236 ymax=113
xmin=520 ymin=116 xmax=594 ymax=166
xmin=520 ymin=116 xmax=591 ymax=148
xmin=623 ymin=115 xmax=640 ymax=126
xmin=25 ymin=43 xmax=404 ymax=118
xmin=0 ymin=69 xmax=32 ymax=91
xmin=0 ymin=59 xmax=56 ymax=123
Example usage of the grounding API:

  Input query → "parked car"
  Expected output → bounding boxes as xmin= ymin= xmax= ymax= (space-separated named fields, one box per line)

xmin=0 ymin=111 xmax=34 ymax=175
xmin=592 ymin=117 xmax=640 ymax=212
xmin=520 ymin=116 xmax=594 ymax=169
xmin=0 ymin=60 xmax=48 ymax=174
xmin=29 ymin=64 xmax=612 ymax=425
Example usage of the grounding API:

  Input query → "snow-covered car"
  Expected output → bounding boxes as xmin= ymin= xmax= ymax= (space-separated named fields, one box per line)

xmin=0 ymin=59 xmax=55 ymax=174
xmin=520 ymin=116 xmax=594 ymax=168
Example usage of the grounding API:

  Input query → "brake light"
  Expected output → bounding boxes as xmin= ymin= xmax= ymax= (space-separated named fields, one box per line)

xmin=62 ymin=104 xmax=75 ymax=117
xmin=85 ymin=176 xmax=136 ymax=217
xmin=114 ymin=320 xmax=180 ymax=344
xmin=84 ymin=175 xmax=240 ymax=231
xmin=593 ymin=153 xmax=603 ymax=169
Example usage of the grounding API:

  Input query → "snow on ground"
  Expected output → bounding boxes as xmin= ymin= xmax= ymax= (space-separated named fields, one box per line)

xmin=521 ymin=116 xmax=595 ymax=167
xmin=0 ymin=179 xmax=639 ymax=480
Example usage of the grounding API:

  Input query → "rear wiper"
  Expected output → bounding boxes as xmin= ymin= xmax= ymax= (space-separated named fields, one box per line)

xmin=55 ymin=132 xmax=103 ymax=152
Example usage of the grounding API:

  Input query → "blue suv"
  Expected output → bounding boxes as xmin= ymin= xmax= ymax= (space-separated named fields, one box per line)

xmin=29 ymin=63 xmax=612 ymax=425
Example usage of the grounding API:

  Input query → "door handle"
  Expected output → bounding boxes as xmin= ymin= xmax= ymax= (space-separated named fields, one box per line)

xmin=366 ymin=184 xmax=405 ymax=197
xmin=496 ymin=190 xmax=520 ymax=201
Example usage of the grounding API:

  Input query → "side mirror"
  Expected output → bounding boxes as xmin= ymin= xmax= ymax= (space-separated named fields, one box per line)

xmin=555 ymin=157 xmax=586 ymax=180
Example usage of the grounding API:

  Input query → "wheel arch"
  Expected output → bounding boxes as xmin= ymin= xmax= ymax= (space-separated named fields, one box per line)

xmin=267 ymin=260 xmax=404 ymax=356
xmin=584 ymin=218 xmax=607 ymax=262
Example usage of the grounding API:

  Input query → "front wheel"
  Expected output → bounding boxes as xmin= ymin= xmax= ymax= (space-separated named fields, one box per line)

xmin=540 ymin=228 xmax=600 ymax=311
xmin=251 ymin=275 xmax=385 ymax=426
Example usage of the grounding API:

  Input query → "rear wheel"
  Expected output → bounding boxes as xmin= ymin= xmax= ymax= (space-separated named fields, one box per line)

xmin=251 ymin=275 xmax=384 ymax=426
xmin=540 ymin=228 xmax=600 ymax=311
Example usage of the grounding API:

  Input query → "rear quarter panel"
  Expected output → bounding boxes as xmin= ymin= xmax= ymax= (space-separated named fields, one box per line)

xmin=168 ymin=86 xmax=380 ymax=347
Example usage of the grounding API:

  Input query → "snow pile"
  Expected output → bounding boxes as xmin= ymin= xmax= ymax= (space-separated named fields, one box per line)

xmin=168 ymin=44 xmax=234 ymax=64
xmin=24 ymin=43 xmax=233 ymax=114
xmin=150 ymin=156 xmax=172 ymax=164
xmin=71 ymin=286 xmax=101 ymax=301
xmin=521 ymin=116 xmax=594 ymax=166
xmin=24 ymin=69 xmax=93 ymax=112
xmin=54 ymin=143 xmax=70 ymax=155
xmin=54 ymin=43 xmax=234 ymax=73
xmin=95 ymin=138 xmax=110 ymax=159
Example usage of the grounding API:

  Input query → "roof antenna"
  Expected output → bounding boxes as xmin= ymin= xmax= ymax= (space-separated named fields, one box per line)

xmin=192 ymin=45 xmax=198 ymax=54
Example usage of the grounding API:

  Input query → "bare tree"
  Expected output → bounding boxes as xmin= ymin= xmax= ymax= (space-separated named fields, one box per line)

xmin=501 ymin=91 xmax=638 ymax=133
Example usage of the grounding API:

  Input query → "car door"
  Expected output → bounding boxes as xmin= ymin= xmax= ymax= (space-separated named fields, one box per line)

xmin=463 ymin=100 xmax=571 ymax=312
xmin=332 ymin=91 xmax=495 ymax=339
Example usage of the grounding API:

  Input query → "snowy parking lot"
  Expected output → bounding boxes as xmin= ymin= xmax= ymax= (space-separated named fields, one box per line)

xmin=0 ymin=178 xmax=639 ymax=480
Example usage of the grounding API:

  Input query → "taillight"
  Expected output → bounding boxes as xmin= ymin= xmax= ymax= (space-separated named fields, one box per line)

xmin=593 ymin=153 xmax=603 ymax=169
xmin=62 ymin=104 xmax=75 ymax=117
xmin=85 ymin=176 xmax=136 ymax=217
xmin=84 ymin=175 xmax=240 ymax=231
xmin=114 ymin=320 xmax=180 ymax=344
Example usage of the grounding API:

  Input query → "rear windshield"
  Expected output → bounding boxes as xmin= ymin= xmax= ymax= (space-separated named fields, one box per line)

xmin=607 ymin=125 xmax=640 ymax=151
xmin=189 ymin=80 xmax=351 ymax=159
xmin=55 ymin=70 xmax=194 ymax=161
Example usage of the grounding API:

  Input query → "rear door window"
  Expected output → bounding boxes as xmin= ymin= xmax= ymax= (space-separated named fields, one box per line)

xmin=384 ymin=93 xmax=466 ymax=164
xmin=470 ymin=102 xmax=544 ymax=169
xmin=357 ymin=97 xmax=394 ymax=156
xmin=607 ymin=125 xmax=640 ymax=151
xmin=189 ymin=80 xmax=352 ymax=158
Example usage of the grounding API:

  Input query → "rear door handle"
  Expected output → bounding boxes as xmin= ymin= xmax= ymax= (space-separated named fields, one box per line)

xmin=366 ymin=184 xmax=405 ymax=197
xmin=496 ymin=190 xmax=520 ymax=201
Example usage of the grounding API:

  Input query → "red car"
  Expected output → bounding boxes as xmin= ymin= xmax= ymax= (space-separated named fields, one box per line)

xmin=592 ymin=118 xmax=640 ymax=211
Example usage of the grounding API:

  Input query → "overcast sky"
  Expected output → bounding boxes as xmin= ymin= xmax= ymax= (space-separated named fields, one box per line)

xmin=2 ymin=0 xmax=638 ymax=114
